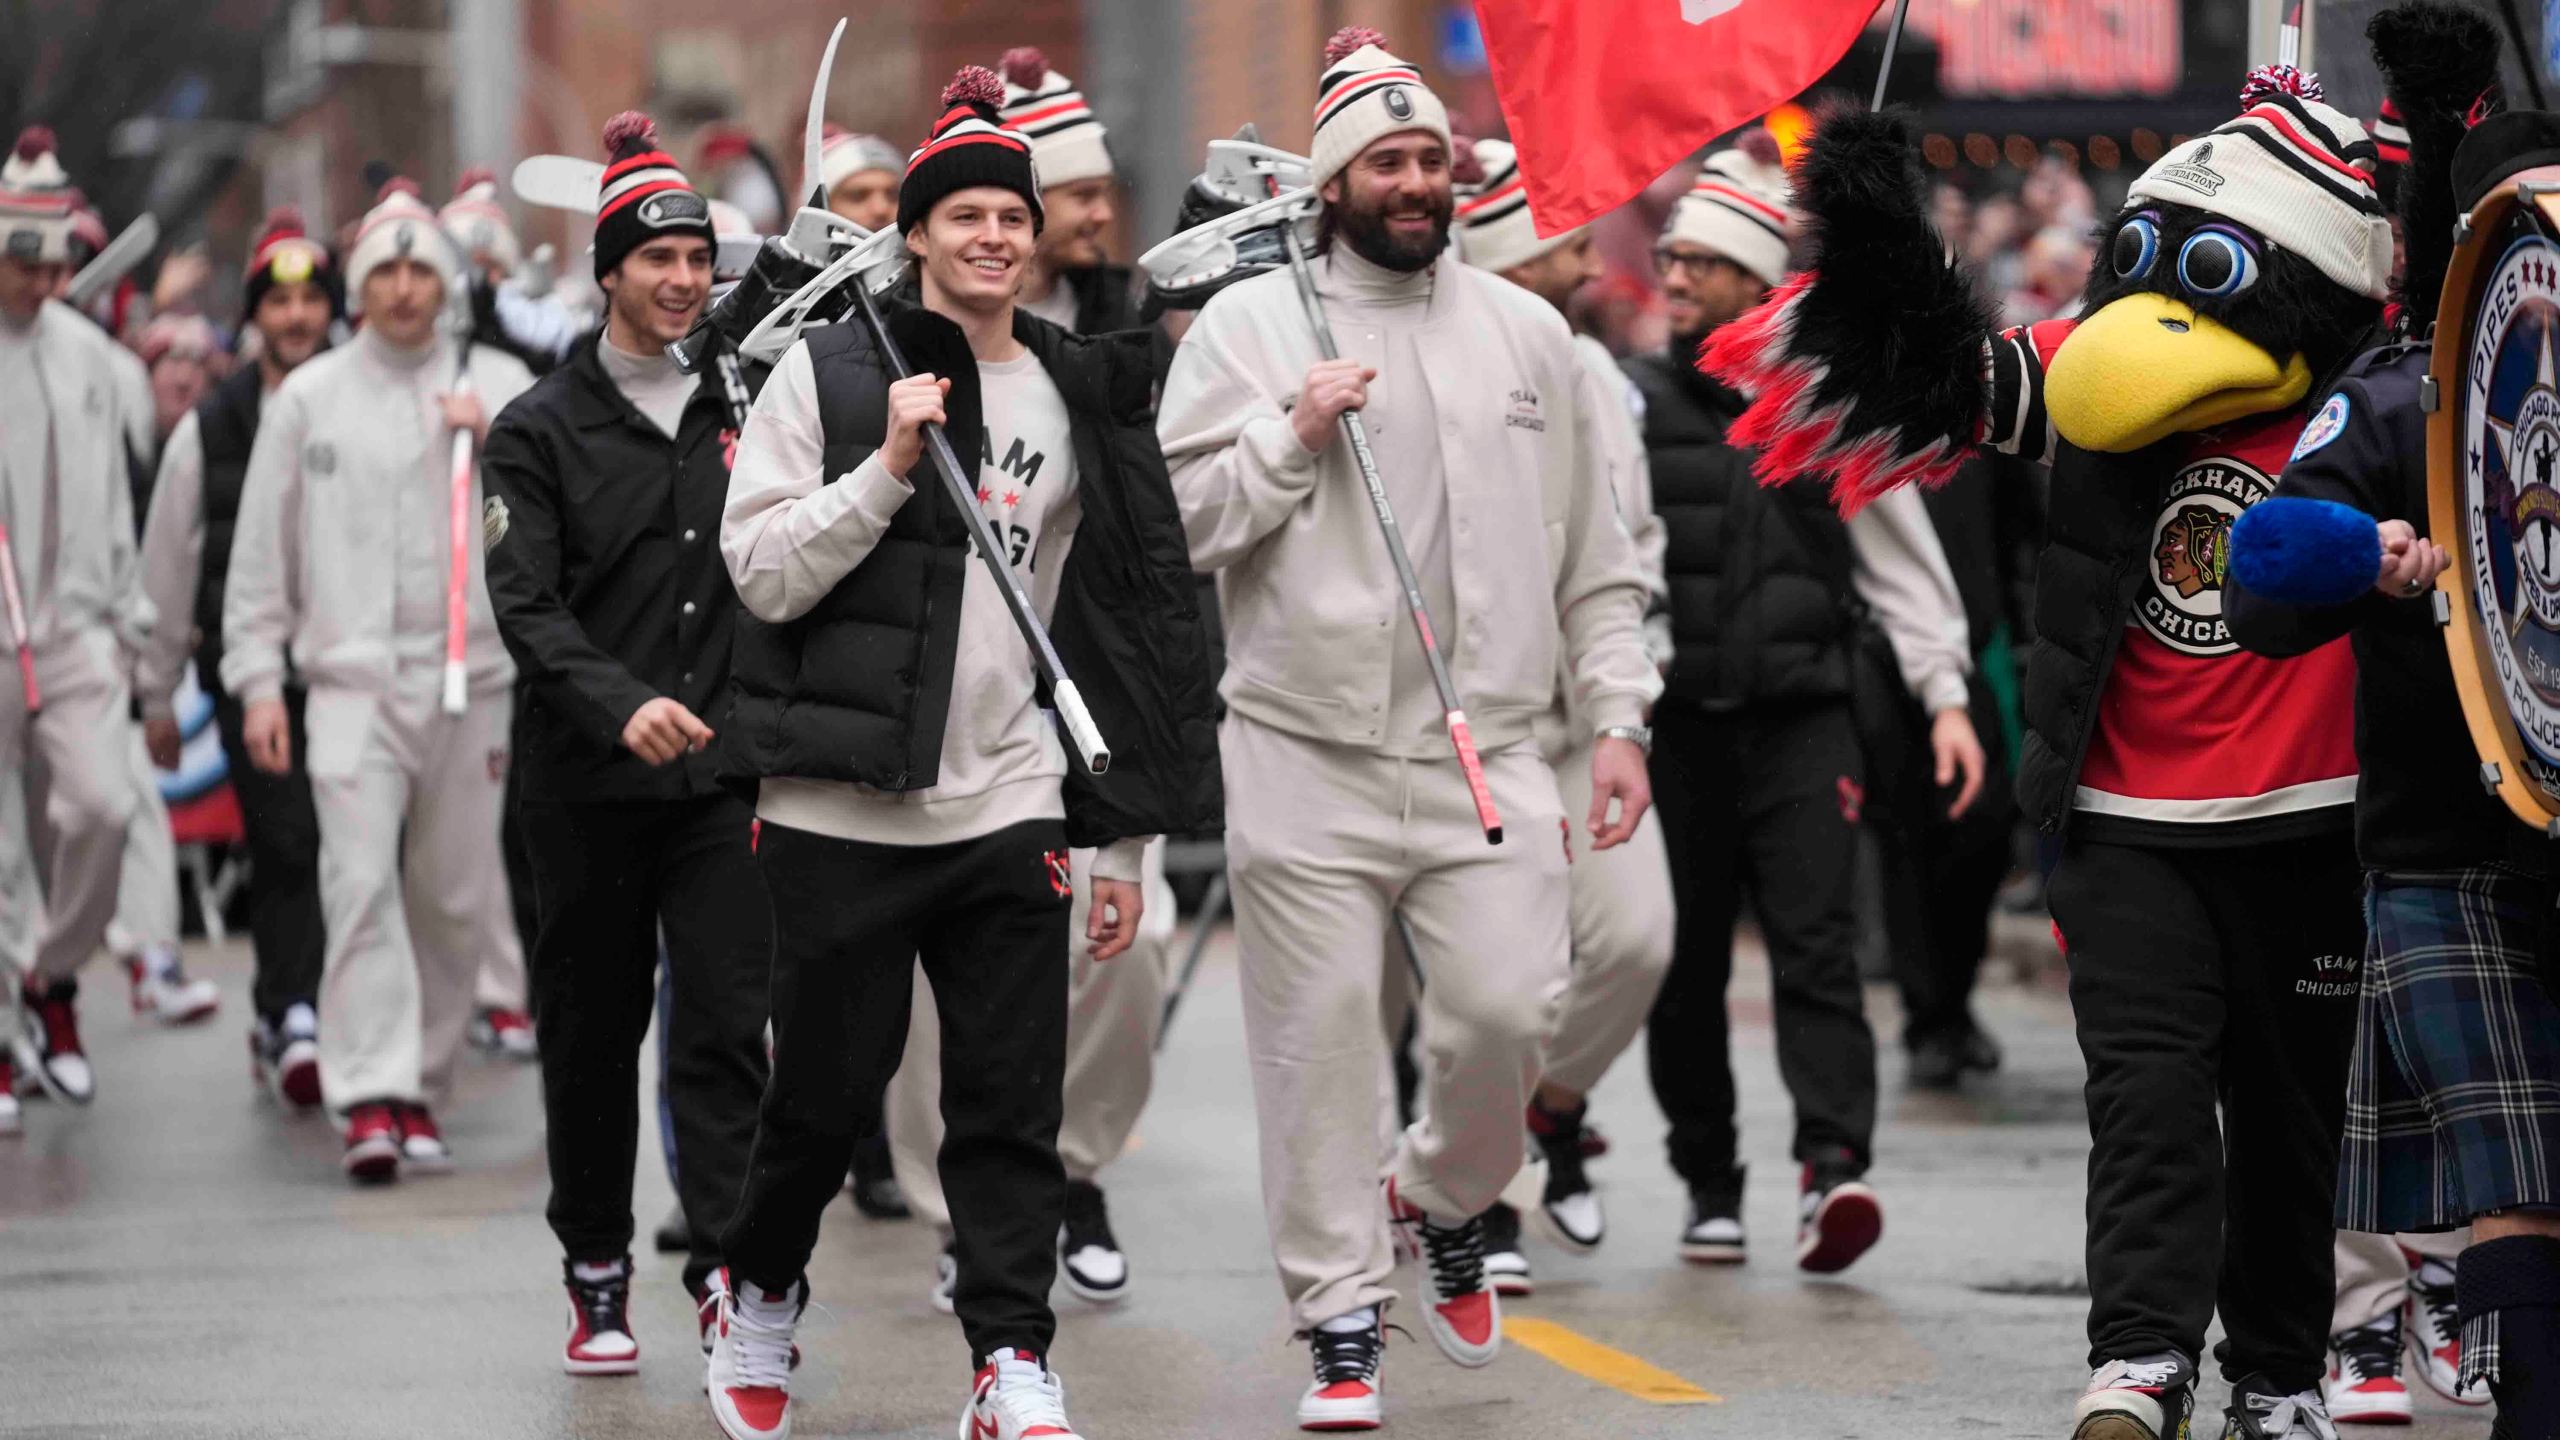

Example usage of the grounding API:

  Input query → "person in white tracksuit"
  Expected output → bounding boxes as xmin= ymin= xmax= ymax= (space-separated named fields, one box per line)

xmin=222 ymin=178 xmax=533 ymax=1183
xmin=1156 ymin=32 xmax=1659 ymax=1431
xmin=1436 ymin=138 xmax=1677 ymax=1295
xmin=0 ymin=126 xmax=147 ymax=1116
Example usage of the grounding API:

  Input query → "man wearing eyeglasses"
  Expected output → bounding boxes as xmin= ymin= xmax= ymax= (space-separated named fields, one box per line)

xmin=1627 ymin=132 xmax=1983 ymax=1276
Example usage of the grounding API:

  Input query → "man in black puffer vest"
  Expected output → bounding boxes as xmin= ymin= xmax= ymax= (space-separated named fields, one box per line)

xmin=1630 ymin=133 xmax=1982 ymax=1276
xmin=133 ymin=208 xmax=339 ymax=1108
xmin=704 ymin=71 xmax=1219 ymax=1440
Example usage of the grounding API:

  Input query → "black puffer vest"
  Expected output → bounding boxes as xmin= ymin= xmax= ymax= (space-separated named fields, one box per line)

xmin=1628 ymin=350 xmax=1855 ymax=710
xmin=720 ymin=303 xmax=1223 ymax=847
xmin=191 ymin=363 xmax=266 ymax=688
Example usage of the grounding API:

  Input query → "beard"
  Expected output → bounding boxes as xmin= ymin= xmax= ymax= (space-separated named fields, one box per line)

xmin=1330 ymin=188 xmax=1454 ymax=273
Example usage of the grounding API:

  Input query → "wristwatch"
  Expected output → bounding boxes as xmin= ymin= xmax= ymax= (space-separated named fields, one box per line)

xmin=1596 ymin=724 xmax=1653 ymax=755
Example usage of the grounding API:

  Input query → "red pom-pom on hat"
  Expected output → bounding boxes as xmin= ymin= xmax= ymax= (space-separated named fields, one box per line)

xmin=13 ymin=125 xmax=55 ymax=162
xmin=453 ymin=166 xmax=496 ymax=194
xmin=2238 ymin=63 xmax=2325 ymax=106
xmin=1737 ymin=127 xmax=1783 ymax=167
xmin=1000 ymin=47 xmax=1050 ymax=90
xmin=376 ymin=176 xmax=422 ymax=202
xmin=941 ymin=64 xmax=1005 ymax=112
xmin=601 ymin=110 xmax=659 ymax=160
xmin=1325 ymin=26 xmax=1386 ymax=66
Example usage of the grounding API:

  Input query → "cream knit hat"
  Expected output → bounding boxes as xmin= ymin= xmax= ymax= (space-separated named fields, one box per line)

xmin=1309 ymin=27 xmax=1452 ymax=192
xmin=1660 ymin=129 xmax=1794 ymax=287
xmin=2126 ymin=76 xmax=2391 ymax=301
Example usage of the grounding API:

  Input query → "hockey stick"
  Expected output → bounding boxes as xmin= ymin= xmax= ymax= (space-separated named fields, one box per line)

xmin=844 ymin=280 xmax=1111 ymax=775
xmin=0 ymin=522 xmax=37 ymax=712
xmin=1155 ymin=871 xmax=1227 ymax=1050
xmin=1276 ymin=225 xmax=1503 ymax=844
xmin=440 ymin=299 xmax=478 ymax=716
xmin=63 ymin=213 xmax=159 ymax=311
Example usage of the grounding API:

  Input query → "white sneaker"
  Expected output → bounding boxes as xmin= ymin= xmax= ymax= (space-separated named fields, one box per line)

xmin=258 ymin=1003 xmax=321 ymax=1109
xmin=2322 ymin=1318 xmax=2411 ymax=1425
xmin=2402 ymin=1257 xmax=2487 ymax=1405
xmin=1298 ymin=1310 xmax=1385 ymax=1432
xmin=960 ymin=1348 xmax=1083 ymax=1440
xmin=2076 ymin=1353 xmax=2196 ymax=1440
xmin=470 ymin=1006 xmax=539 ymax=1060
xmin=1481 ymin=1205 xmax=1532 ymax=1298
xmin=128 ymin=950 xmax=220 ymax=1026
xmin=707 ymin=1269 xmax=802 ymax=1440
xmin=0 ymin=1055 xmax=20 ymax=1137
xmin=19 ymin=983 xmax=95 ymax=1104
xmin=1056 ymin=1181 xmax=1129 ymax=1304
xmin=2227 ymin=1384 xmax=2343 ymax=1440
xmin=931 ymin=1237 xmax=958 ymax=1315
xmin=395 ymin=1104 xmax=454 ymax=1174
xmin=1678 ymin=1203 xmax=1745 ymax=1265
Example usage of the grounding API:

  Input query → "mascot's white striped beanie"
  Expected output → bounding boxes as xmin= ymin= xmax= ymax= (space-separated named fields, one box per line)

xmin=1456 ymin=137 xmax=1582 ymax=274
xmin=441 ymin=168 xmax=522 ymax=275
xmin=2127 ymin=68 xmax=2391 ymax=301
xmin=1310 ymin=27 xmax=1451 ymax=191
xmin=1662 ymin=128 xmax=1795 ymax=287
xmin=1 ymin=126 xmax=76 ymax=264
xmin=999 ymin=48 xmax=1113 ymax=189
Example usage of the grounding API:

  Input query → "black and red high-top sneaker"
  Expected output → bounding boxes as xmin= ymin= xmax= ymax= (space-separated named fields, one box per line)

xmin=19 ymin=978 xmax=93 ymax=1104
xmin=562 ymin=1257 xmax=639 ymax=1376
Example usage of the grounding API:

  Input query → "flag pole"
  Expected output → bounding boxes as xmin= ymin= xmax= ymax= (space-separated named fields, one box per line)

xmin=1869 ymin=0 xmax=1915 ymax=110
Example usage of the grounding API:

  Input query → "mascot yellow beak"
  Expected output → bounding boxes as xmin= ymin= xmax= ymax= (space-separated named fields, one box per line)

xmin=2044 ymin=293 xmax=2312 ymax=453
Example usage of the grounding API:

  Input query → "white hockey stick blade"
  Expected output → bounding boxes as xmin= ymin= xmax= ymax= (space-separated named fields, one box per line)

xmin=512 ymin=154 xmax=604 ymax=213
xmin=802 ymin=19 xmax=849 ymax=210
xmin=63 ymin=213 xmax=159 ymax=309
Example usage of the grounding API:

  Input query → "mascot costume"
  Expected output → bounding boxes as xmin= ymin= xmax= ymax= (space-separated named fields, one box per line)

xmin=1702 ymin=41 xmax=2411 ymax=1440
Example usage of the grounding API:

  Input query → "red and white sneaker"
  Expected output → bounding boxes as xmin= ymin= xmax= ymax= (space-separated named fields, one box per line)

xmin=342 ymin=1103 xmax=402 ymax=1182
xmin=1298 ymin=1310 xmax=1386 ymax=1431
xmin=19 ymin=979 xmax=95 ymax=1104
xmin=706 ymin=1268 xmax=802 ymax=1440
xmin=0 ymin=1053 xmax=21 ymax=1137
xmin=1796 ymin=1163 xmax=1883 ymax=1274
xmin=396 ymin=1103 xmax=454 ymax=1173
xmin=470 ymin=1006 xmax=538 ymax=1060
xmin=960 ymin=1348 xmax=1083 ymax=1440
xmin=563 ymin=1258 xmax=640 ymax=1376
xmin=125 ymin=949 xmax=220 ymax=1025
xmin=2324 ymin=1317 xmax=2411 ymax=1425
xmin=251 ymin=1004 xmax=322 ymax=1108
xmin=2402 ymin=1255 xmax=2487 ymax=1406
xmin=1383 ymin=1178 xmax=1501 ymax=1368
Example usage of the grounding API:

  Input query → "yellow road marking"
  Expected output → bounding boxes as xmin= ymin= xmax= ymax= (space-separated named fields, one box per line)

xmin=1502 ymin=1317 xmax=1721 ymax=1404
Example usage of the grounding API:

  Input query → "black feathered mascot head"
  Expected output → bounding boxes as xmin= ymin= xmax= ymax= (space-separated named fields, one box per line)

xmin=1701 ymin=67 xmax=2396 ymax=509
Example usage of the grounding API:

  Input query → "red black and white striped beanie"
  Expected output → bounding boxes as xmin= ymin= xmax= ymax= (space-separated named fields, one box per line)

xmin=815 ymin=125 xmax=906 ymax=201
xmin=1662 ymin=128 xmax=1795 ymax=287
xmin=1311 ymin=27 xmax=1451 ymax=192
xmin=899 ymin=66 xmax=1044 ymax=235
xmin=1455 ymin=138 xmax=1580 ymax=274
xmin=441 ymin=168 xmax=522 ymax=275
xmin=2372 ymin=96 xmax=2410 ymax=209
xmin=999 ymin=48 xmax=1112 ymax=189
xmin=343 ymin=177 xmax=463 ymax=314
xmin=593 ymin=112 xmax=715 ymax=280
xmin=2126 ymin=68 xmax=2391 ymax=301
xmin=244 ymin=205 xmax=342 ymax=317
xmin=1 ymin=126 xmax=77 ymax=265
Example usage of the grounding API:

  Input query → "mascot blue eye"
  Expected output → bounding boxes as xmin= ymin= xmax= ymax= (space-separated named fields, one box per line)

xmin=2178 ymin=229 xmax=2260 ymax=298
xmin=2111 ymin=216 xmax=2160 ymax=280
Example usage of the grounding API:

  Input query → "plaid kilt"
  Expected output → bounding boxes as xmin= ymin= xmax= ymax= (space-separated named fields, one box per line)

xmin=2338 ymin=867 xmax=2560 ymax=1390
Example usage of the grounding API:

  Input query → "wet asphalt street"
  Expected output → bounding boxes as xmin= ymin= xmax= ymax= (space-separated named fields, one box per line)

xmin=0 ymin=918 xmax=2497 ymax=1440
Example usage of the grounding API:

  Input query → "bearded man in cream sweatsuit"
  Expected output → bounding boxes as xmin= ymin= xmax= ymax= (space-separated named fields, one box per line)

xmin=1155 ymin=30 xmax=1658 ymax=1430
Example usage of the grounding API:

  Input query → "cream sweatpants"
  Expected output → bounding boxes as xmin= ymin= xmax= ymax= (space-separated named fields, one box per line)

xmin=1 ymin=631 xmax=136 ymax=985
xmin=1540 ymin=734 xmax=1675 ymax=1096
xmin=106 ymin=729 xmax=180 ymax=957
xmin=889 ymin=839 xmax=1178 ymax=1230
xmin=2335 ymin=1227 xmax=2468 ymax=1333
xmin=1225 ymin=716 xmax=1570 ymax=1331
xmin=305 ymin=675 xmax=518 ymax=1111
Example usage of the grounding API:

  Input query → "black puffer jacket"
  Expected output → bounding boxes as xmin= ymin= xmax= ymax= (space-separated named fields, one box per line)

xmin=720 ymin=301 xmax=1223 ymax=848
xmin=1627 ymin=349 xmax=1855 ymax=710
xmin=189 ymin=364 xmax=267 ymax=688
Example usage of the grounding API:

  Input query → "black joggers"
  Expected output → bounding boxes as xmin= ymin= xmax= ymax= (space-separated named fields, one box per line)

xmin=212 ymin=686 xmax=325 ymax=1022
xmin=524 ymin=792 xmax=772 ymax=1297
xmin=1646 ymin=697 xmax=1878 ymax=1199
xmin=721 ymin=818 xmax=1073 ymax=1368
xmin=2047 ymin=829 xmax=2362 ymax=1393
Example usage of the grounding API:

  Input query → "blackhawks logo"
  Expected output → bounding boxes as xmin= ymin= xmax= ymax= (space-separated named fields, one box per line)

xmin=2139 ymin=456 xmax=2271 ymax=656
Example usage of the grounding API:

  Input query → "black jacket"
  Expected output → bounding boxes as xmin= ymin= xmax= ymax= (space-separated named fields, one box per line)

xmin=481 ymin=335 xmax=748 ymax=801
xmin=190 ymin=363 xmax=267 ymax=688
xmin=720 ymin=303 xmax=1222 ymax=849
xmin=1628 ymin=348 xmax=1855 ymax=710
xmin=2226 ymin=341 xmax=2556 ymax=877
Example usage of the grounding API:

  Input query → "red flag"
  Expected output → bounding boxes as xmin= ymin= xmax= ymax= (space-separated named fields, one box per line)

xmin=1474 ymin=0 xmax=1882 ymax=236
